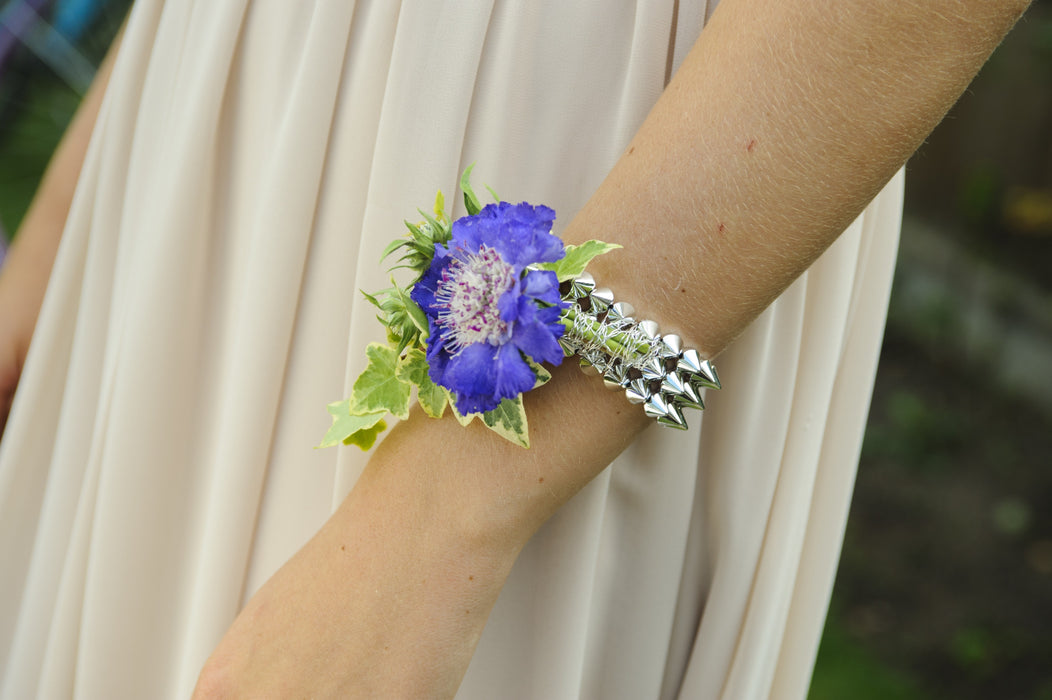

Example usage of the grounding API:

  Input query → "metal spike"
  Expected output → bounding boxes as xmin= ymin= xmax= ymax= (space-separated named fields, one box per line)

xmin=558 ymin=336 xmax=577 ymax=357
xmin=637 ymin=319 xmax=660 ymax=339
xmin=578 ymin=357 xmax=600 ymax=376
xmin=568 ymin=272 xmax=595 ymax=299
xmin=671 ymin=374 xmax=705 ymax=411
xmin=656 ymin=403 xmax=688 ymax=430
xmin=625 ymin=378 xmax=650 ymax=404
xmin=691 ymin=359 xmax=721 ymax=390
xmin=660 ymin=371 xmax=688 ymax=399
xmin=658 ymin=334 xmax=682 ymax=358
xmin=642 ymin=392 xmax=671 ymax=420
xmin=589 ymin=287 xmax=614 ymax=313
xmin=603 ymin=361 xmax=630 ymax=390
xmin=606 ymin=302 xmax=635 ymax=324
xmin=678 ymin=348 xmax=704 ymax=375
xmin=639 ymin=355 xmax=667 ymax=381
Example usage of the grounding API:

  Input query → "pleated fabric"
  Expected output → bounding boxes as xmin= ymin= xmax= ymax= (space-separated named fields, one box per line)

xmin=0 ymin=1 xmax=904 ymax=698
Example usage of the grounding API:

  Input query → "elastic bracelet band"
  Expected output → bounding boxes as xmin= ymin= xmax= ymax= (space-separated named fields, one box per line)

xmin=558 ymin=272 xmax=721 ymax=430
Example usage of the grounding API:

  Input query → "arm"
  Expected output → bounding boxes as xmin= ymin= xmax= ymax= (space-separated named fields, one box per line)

xmin=196 ymin=1 xmax=1030 ymax=697
xmin=0 ymin=27 xmax=122 ymax=438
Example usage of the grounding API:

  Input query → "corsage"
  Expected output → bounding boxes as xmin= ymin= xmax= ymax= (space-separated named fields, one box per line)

xmin=320 ymin=167 xmax=719 ymax=450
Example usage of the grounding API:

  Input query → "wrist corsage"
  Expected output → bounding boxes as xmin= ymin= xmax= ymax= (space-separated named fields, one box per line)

xmin=320 ymin=167 xmax=719 ymax=451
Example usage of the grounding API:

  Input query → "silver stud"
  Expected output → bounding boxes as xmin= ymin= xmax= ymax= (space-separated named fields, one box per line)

xmin=656 ymin=403 xmax=688 ymax=430
xmin=603 ymin=361 xmax=630 ymax=390
xmin=637 ymin=319 xmax=660 ymax=339
xmin=625 ymin=378 xmax=650 ymax=404
xmin=589 ymin=287 xmax=614 ymax=313
xmin=671 ymin=376 xmax=705 ymax=410
xmin=568 ymin=272 xmax=595 ymax=300
xmin=658 ymin=334 xmax=682 ymax=358
xmin=639 ymin=355 xmax=667 ymax=381
xmin=606 ymin=302 xmax=634 ymax=324
xmin=678 ymin=348 xmax=704 ymax=375
xmin=642 ymin=393 xmax=671 ymax=420
xmin=692 ymin=359 xmax=721 ymax=390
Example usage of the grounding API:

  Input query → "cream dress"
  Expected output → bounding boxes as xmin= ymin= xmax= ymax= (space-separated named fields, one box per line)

xmin=0 ymin=1 xmax=904 ymax=698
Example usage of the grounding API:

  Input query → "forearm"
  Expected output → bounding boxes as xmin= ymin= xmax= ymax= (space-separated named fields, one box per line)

xmin=367 ymin=0 xmax=1032 ymax=561
xmin=349 ymin=0 xmax=1030 ymax=683
xmin=203 ymin=0 xmax=1030 ymax=695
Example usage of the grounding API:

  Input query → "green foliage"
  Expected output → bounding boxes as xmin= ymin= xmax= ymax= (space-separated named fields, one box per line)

xmin=317 ymin=401 xmax=387 ymax=449
xmin=537 ymin=240 xmax=622 ymax=282
xmin=349 ymin=343 xmax=412 ymax=418
xmin=460 ymin=163 xmax=483 ymax=216
xmin=320 ymin=167 xmax=611 ymax=451
xmin=395 ymin=348 xmax=448 ymax=418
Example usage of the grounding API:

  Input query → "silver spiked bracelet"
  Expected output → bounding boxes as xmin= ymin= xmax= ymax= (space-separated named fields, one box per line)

xmin=558 ymin=272 xmax=721 ymax=429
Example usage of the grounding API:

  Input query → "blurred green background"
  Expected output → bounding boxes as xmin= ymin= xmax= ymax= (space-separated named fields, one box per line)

xmin=1 ymin=2 xmax=1050 ymax=698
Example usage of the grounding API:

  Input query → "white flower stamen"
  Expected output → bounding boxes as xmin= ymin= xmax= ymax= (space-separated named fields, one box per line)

xmin=435 ymin=246 xmax=517 ymax=354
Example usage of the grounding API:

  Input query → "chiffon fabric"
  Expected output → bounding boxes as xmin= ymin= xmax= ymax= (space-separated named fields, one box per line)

xmin=0 ymin=1 xmax=904 ymax=697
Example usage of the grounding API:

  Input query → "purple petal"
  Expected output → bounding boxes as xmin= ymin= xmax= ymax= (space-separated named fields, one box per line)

xmin=443 ymin=344 xmax=499 ymax=407
xmin=511 ymin=318 xmax=565 ymax=366
xmin=520 ymin=269 xmax=561 ymax=305
xmin=493 ymin=343 xmax=537 ymax=399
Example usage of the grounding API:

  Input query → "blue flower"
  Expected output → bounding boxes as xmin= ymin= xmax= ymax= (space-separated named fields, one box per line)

xmin=411 ymin=201 xmax=568 ymax=414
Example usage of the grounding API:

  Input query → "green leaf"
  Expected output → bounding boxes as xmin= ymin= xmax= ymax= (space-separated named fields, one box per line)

xmin=317 ymin=400 xmax=388 ymax=449
xmin=461 ymin=163 xmax=482 ymax=216
xmin=349 ymin=343 xmax=412 ymax=419
xmin=481 ymin=396 xmax=530 ymax=448
xmin=391 ymin=280 xmax=429 ymax=336
xmin=538 ymin=240 xmax=622 ymax=282
xmin=528 ymin=360 xmax=552 ymax=389
xmin=396 ymin=348 xmax=448 ymax=418
xmin=343 ymin=418 xmax=388 ymax=451
xmin=380 ymin=237 xmax=407 ymax=262
xmin=448 ymin=392 xmax=476 ymax=427
xmin=433 ymin=190 xmax=446 ymax=219
xmin=485 ymin=184 xmax=500 ymax=203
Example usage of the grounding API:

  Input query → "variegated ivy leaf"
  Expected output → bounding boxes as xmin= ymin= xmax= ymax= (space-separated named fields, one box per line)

xmin=396 ymin=348 xmax=447 ymax=418
xmin=529 ymin=359 xmax=552 ymax=389
xmin=449 ymin=394 xmax=530 ymax=448
xmin=318 ymin=400 xmax=387 ymax=449
xmin=349 ymin=343 xmax=411 ymax=419
xmin=448 ymin=393 xmax=477 ymax=427
xmin=343 ymin=417 xmax=388 ymax=451
xmin=538 ymin=240 xmax=622 ymax=282
xmin=481 ymin=396 xmax=530 ymax=448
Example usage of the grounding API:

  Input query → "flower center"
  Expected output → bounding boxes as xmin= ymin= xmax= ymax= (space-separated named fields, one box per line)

xmin=434 ymin=246 xmax=517 ymax=353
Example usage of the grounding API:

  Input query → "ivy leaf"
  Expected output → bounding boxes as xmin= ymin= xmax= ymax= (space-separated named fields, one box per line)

xmin=317 ymin=400 xmax=388 ymax=449
xmin=529 ymin=360 xmax=552 ymax=389
xmin=349 ymin=343 xmax=411 ymax=419
xmin=448 ymin=393 xmax=477 ymax=427
xmin=343 ymin=417 xmax=388 ymax=451
xmin=396 ymin=348 xmax=448 ymax=418
xmin=461 ymin=163 xmax=482 ymax=216
xmin=538 ymin=240 xmax=622 ymax=282
xmin=481 ymin=396 xmax=530 ymax=448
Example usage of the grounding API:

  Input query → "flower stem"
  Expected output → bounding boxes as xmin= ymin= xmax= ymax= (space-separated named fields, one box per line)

xmin=559 ymin=307 xmax=651 ymax=361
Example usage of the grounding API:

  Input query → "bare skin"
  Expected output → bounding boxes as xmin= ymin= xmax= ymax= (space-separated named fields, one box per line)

xmin=0 ymin=0 xmax=1030 ymax=697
